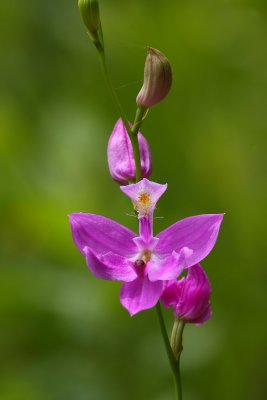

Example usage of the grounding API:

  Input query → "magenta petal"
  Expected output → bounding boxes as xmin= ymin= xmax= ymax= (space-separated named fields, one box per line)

xmin=147 ymin=251 xmax=185 ymax=281
xmin=107 ymin=119 xmax=152 ymax=184
xmin=85 ymin=248 xmax=137 ymax=282
xmin=177 ymin=265 xmax=211 ymax=324
xmin=120 ymin=178 xmax=167 ymax=217
xmin=192 ymin=305 xmax=212 ymax=325
xmin=161 ymin=279 xmax=183 ymax=309
xmin=156 ymin=214 xmax=224 ymax=268
xmin=69 ymin=213 xmax=136 ymax=257
xmin=120 ymin=277 xmax=164 ymax=316
xmin=161 ymin=264 xmax=212 ymax=325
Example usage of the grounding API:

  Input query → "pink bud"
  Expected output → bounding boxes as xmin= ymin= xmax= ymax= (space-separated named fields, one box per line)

xmin=161 ymin=264 xmax=212 ymax=325
xmin=136 ymin=47 xmax=172 ymax=109
xmin=107 ymin=119 xmax=152 ymax=184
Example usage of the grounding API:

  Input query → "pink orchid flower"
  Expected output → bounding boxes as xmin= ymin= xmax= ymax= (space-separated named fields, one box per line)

xmin=69 ymin=178 xmax=223 ymax=316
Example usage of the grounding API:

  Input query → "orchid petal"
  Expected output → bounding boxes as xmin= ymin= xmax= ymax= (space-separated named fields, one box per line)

xmin=192 ymin=305 xmax=212 ymax=325
xmin=69 ymin=213 xmax=136 ymax=257
xmin=148 ymin=250 xmax=185 ymax=281
xmin=176 ymin=264 xmax=211 ymax=324
xmin=161 ymin=279 xmax=184 ymax=308
xmin=120 ymin=277 xmax=163 ymax=316
xmin=156 ymin=214 xmax=224 ymax=268
xmin=133 ymin=236 xmax=159 ymax=252
xmin=85 ymin=248 xmax=137 ymax=282
xmin=120 ymin=178 xmax=167 ymax=217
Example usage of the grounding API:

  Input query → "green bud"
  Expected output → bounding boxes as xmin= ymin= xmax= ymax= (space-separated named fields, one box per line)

xmin=136 ymin=47 xmax=172 ymax=109
xmin=78 ymin=0 xmax=101 ymax=44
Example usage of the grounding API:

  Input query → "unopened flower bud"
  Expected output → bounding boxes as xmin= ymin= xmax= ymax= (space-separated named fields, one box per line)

xmin=136 ymin=47 xmax=172 ymax=108
xmin=78 ymin=0 xmax=101 ymax=42
xmin=107 ymin=119 xmax=152 ymax=184
xmin=161 ymin=264 xmax=212 ymax=325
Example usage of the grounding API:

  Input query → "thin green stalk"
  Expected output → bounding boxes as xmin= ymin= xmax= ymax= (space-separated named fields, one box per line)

xmin=170 ymin=318 xmax=185 ymax=400
xmin=98 ymin=50 xmax=147 ymax=182
xmin=156 ymin=303 xmax=176 ymax=370
xmin=131 ymin=106 xmax=148 ymax=134
xmin=98 ymin=50 xmax=130 ymax=133
xmin=129 ymin=106 xmax=147 ymax=181
xmin=130 ymin=133 xmax=142 ymax=182
xmin=171 ymin=318 xmax=185 ymax=361
xmin=156 ymin=303 xmax=185 ymax=400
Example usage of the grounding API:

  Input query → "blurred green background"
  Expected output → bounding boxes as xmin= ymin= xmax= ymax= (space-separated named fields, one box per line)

xmin=1 ymin=0 xmax=267 ymax=399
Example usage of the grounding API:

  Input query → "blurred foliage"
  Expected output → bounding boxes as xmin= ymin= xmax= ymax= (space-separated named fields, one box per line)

xmin=1 ymin=1 xmax=267 ymax=399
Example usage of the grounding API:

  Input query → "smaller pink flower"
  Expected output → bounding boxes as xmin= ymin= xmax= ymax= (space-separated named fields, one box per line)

xmin=161 ymin=264 xmax=212 ymax=325
xmin=107 ymin=119 xmax=152 ymax=184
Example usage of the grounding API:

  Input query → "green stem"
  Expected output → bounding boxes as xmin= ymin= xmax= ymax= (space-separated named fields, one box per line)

xmin=156 ymin=303 xmax=185 ymax=400
xmin=131 ymin=106 xmax=148 ymax=135
xmin=98 ymin=50 xmax=147 ymax=182
xmin=129 ymin=106 xmax=147 ymax=181
xmin=98 ymin=50 xmax=130 ymax=132
xmin=174 ymin=363 xmax=182 ymax=400
xmin=171 ymin=318 xmax=185 ymax=361
xmin=171 ymin=318 xmax=185 ymax=400
xmin=156 ymin=303 xmax=176 ymax=370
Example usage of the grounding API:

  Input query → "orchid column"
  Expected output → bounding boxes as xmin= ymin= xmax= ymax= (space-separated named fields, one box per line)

xmin=70 ymin=2 xmax=224 ymax=400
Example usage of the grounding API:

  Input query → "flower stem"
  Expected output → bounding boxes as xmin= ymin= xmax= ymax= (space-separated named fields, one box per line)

xmin=156 ymin=303 xmax=185 ymax=400
xmin=171 ymin=318 xmax=185 ymax=400
xmin=129 ymin=106 xmax=147 ymax=181
xmin=156 ymin=303 xmax=176 ymax=370
xmin=98 ymin=50 xmax=146 ymax=182
xmin=98 ymin=50 xmax=130 ymax=132
xmin=171 ymin=318 xmax=185 ymax=361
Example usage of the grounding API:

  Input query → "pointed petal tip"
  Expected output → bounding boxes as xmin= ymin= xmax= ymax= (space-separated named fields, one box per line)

xmin=157 ymin=213 xmax=224 ymax=268
xmin=68 ymin=213 xmax=81 ymax=229
xmin=68 ymin=213 xmax=77 ymax=222
xmin=214 ymin=213 xmax=225 ymax=226
xmin=129 ymin=310 xmax=138 ymax=317
xmin=141 ymin=177 xmax=168 ymax=189
xmin=214 ymin=213 xmax=225 ymax=221
xmin=68 ymin=212 xmax=86 ymax=219
xmin=68 ymin=212 xmax=89 ymax=226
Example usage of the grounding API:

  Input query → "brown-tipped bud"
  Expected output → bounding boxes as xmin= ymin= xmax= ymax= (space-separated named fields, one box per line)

xmin=136 ymin=47 xmax=172 ymax=109
xmin=78 ymin=0 xmax=101 ymax=41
